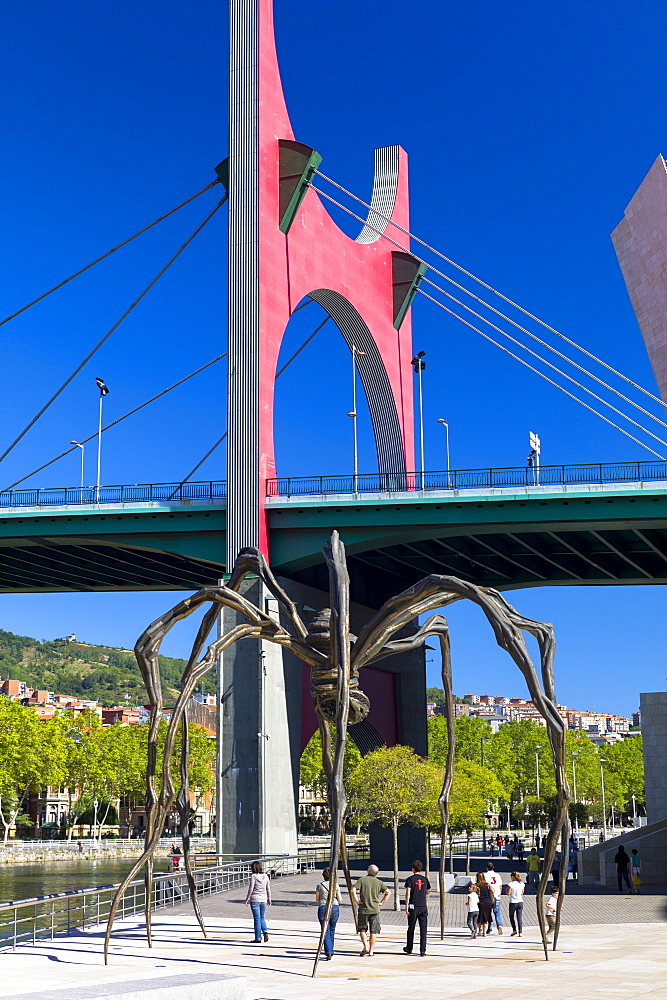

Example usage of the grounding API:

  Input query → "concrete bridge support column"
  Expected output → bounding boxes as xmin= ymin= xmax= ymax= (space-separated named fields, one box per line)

xmin=216 ymin=578 xmax=302 ymax=857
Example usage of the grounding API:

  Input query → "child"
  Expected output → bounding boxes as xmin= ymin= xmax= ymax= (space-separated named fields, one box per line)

xmin=466 ymin=883 xmax=480 ymax=938
xmin=545 ymin=886 xmax=559 ymax=942
xmin=631 ymin=849 xmax=642 ymax=894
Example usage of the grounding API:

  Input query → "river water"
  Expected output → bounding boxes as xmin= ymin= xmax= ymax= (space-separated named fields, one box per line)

xmin=0 ymin=857 xmax=175 ymax=904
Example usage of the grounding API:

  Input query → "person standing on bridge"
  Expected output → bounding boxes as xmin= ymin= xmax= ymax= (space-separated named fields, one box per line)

xmin=403 ymin=860 xmax=431 ymax=956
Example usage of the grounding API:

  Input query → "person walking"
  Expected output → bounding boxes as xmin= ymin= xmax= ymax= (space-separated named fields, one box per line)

xmin=614 ymin=846 xmax=632 ymax=892
xmin=484 ymin=862 xmax=503 ymax=934
xmin=352 ymin=864 xmax=390 ymax=957
xmin=516 ymin=839 xmax=524 ymax=864
xmin=526 ymin=848 xmax=541 ymax=891
xmin=315 ymin=867 xmax=341 ymax=960
xmin=545 ymin=886 xmax=559 ymax=942
xmin=551 ymin=850 xmax=561 ymax=889
xmin=507 ymin=839 xmax=514 ymax=863
xmin=476 ymin=872 xmax=493 ymax=938
xmin=245 ymin=860 xmax=271 ymax=943
xmin=466 ymin=883 xmax=480 ymax=938
xmin=506 ymin=872 xmax=525 ymax=937
xmin=403 ymin=860 xmax=431 ymax=956
xmin=568 ymin=841 xmax=578 ymax=883
xmin=630 ymin=849 xmax=642 ymax=894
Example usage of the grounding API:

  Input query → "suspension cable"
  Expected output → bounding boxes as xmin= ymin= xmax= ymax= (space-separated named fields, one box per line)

xmin=1 ymin=353 xmax=228 ymax=492
xmin=421 ymin=275 xmax=667 ymax=451
xmin=314 ymin=169 xmax=666 ymax=408
xmin=276 ymin=316 xmax=330 ymax=377
xmin=312 ymin=181 xmax=667 ymax=445
xmin=0 ymin=195 xmax=227 ymax=466
xmin=0 ymin=180 xmax=221 ymax=332
xmin=417 ymin=288 xmax=666 ymax=460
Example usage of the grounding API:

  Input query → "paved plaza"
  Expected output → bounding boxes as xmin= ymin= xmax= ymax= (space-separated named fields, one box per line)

xmin=2 ymin=861 xmax=666 ymax=1000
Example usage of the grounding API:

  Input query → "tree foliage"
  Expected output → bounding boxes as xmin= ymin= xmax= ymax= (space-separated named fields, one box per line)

xmin=0 ymin=628 xmax=212 ymax=707
xmin=348 ymin=745 xmax=436 ymax=909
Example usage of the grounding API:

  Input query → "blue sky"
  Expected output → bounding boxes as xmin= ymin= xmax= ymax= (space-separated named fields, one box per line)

xmin=1 ymin=0 xmax=666 ymax=716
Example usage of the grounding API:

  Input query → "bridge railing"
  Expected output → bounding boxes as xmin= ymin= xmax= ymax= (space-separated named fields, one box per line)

xmin=0 ymin=481 xmax=227 ymax=509
xmin=266 ymin=460 xmax=667 ymax=498
xmin=2 ymin=460 xmax=667 ymax=510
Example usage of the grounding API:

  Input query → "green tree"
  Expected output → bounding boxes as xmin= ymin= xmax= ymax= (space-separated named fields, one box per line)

xmin=348 ymin=745 xmax=435 ymax=909
xmin=449 ymin=761 xmax=504 ymax=874
xmin=300 ymin=726 xmax=363 ymax=801
xmin=0 ymin=697 xmax=67 ymax=842
xmin=603 ymin=737 xmax=644 ymax=811
xmin=427 ymin=715 xmax=494 ymax=768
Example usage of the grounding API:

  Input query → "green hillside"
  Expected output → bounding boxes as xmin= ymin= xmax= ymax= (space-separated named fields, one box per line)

xmin=0 ymin=629 xmax=216 ymax=707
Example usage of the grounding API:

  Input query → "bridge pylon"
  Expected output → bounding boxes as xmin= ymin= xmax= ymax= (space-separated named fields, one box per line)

xmin=226 ymin=0 xmax=418 ymax=566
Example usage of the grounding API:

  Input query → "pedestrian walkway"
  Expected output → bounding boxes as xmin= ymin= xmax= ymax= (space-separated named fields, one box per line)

xmin=165 ymin=864 xmax=667 ymax=929
xmin=2 ymin=913 xmax=667 ymax=1000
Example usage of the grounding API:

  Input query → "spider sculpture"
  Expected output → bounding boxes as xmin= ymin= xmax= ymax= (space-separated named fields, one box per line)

xmin=103 ymin=530 xmax=570 ymax=972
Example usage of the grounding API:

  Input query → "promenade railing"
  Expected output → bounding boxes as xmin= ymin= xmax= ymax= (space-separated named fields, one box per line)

xmin=0 ymin=851 xmax=318 ymax=952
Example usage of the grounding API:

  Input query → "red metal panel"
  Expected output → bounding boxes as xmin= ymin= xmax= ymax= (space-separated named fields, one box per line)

xmin=255 ymin=0 xmax=415 ymax=555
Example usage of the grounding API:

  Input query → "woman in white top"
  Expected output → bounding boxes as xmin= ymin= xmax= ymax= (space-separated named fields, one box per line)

xmin=315 ymin=867 xmax=343 ymax=960
xmin=466 ymin=884 xmax=480 ymax=938
xmin=245 ymin=860 xmax=272 ymax=943
xmin=506 ymin=872 xmax=525 ymax=937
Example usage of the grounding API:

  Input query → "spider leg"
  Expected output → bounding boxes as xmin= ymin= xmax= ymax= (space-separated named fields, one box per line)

xmin=178 ymin=712 xmax=207 ymax=939
xmin=312 ymin=532 xmax=351 ymax=979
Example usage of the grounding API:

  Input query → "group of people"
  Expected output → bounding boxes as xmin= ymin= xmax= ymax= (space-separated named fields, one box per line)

xmin=465 ymin=862 xmax=559 ymax=942
xmin=242 ymin=858 xmax=567 ymax=960
xmin=614 ymin=846 xmax=642 ymax=893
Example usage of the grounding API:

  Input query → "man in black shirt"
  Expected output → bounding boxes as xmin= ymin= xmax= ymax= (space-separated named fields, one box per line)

xmin=403 ymin=860 xmax=431 ymax=956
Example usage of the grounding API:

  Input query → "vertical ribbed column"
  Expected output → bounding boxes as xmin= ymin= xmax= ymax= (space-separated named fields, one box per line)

xmin=227 ymin=0 xmax=260 ymax=566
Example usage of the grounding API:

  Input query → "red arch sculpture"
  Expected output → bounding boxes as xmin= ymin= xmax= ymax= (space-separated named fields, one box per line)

xmin=227 ymin=0 xmax=420 ymax=562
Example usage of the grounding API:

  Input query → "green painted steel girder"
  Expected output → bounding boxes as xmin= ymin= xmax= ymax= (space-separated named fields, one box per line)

xmin=1 ymin=487 xmax=667 ymax=598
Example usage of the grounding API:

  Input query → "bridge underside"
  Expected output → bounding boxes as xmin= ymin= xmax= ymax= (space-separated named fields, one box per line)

xmin=1 ymin=488 xmax=667 ymax=597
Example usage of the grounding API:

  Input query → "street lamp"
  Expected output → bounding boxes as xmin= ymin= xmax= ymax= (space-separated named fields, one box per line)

xmin=411 ymin=352 xmax=426 ymax=489
xmin=349 ymin=345 xmax=365 ymax=495
xmin=599 ymin=757 xmax=608 ymax=841
xmin=95 ymin=377 xmax=110 ymax=503
xmin=570 ymin=752 xmax=580 ymax=835
xmin=480 ymin=735 xmax=490 ymax=852
xmin=71 ymin=440 xmax=85 ymax=503
xmin=436 ymin=418 xmax=451 ymax=486
xmin=535 ymin=745 xmax=545 ymax=840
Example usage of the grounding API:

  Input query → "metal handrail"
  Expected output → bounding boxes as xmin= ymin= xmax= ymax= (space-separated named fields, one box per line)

xmin=0 ymin=851 xmax=319 ymax=951
xmin=1 ymin=460 xmax=666 ymax=510
xmin=266 ymin=460 xmax=667 ymax=498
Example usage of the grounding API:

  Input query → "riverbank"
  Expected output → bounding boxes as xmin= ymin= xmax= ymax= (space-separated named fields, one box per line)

xmin=0 ymin=838 xmax=215 ymax=865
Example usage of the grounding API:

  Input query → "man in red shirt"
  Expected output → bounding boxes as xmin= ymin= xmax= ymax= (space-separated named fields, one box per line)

xmin=403 ymin=860 xmax=431 ymax=957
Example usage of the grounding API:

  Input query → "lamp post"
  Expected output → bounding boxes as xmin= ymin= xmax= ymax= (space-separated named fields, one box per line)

xmin=436 ymin=418 xmax=450 ymax=486
xmin=571 ymin=752 xmax=580 ymax=835
xmin=599 ymin=757 xmax=608 ymax=841
xmin=480 ymin=735 xmax=490 ymax=852
xmin=535 ymin=745 xmax=545 ymax=840
xmin=95 ymin=377 xmax=109 ymax=503
xmin=632 ymin=793 xmax=637 ymax=825
xmin=348 ymin=345 xmax=365 ymax=494
xmin=71 ymin=440 xmax=85 ymax=503
xmin=411 ymin=352 xmax=426 ymax=489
